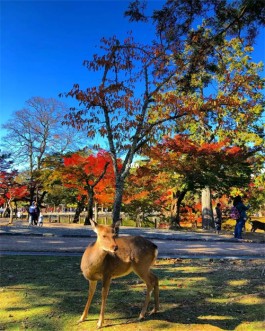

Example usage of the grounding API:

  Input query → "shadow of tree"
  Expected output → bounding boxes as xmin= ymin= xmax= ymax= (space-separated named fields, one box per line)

xmin=1 ymin=256 xmax=264 ymax=330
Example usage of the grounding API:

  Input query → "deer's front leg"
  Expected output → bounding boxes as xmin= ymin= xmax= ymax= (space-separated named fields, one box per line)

xmin=97 ymin=277 xmax=111 ymax=328
xmin=79 ymin=280 xmax=97 ymax=323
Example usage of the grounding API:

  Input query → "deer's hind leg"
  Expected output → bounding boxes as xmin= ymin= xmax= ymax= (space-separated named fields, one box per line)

xmin=79 ymin=280 xmax=97 ymax=323
xmin=149 ymin=271 xmax=159 ymax=315
xmin=135 ymin=268 xmax=159 ymax=319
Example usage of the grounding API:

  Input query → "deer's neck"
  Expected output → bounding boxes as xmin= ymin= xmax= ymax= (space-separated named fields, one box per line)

xmin=81 ymin=241 xmax=108 ymax=279
xmin=90 ymin=242 xmax=108 ymax=265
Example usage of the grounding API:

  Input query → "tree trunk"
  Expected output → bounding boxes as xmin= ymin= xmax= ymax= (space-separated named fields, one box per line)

xmin=171 ymin=189 xmax=188 ymax=227
xmin=73 ymin=196 xmax=86 ymax=223
xmin=136 ymin=208 xmax=142 ymax=227
xmin=84 ymin=187 xmax=94 ymax=225
xmin=170 ymin=191 xmax=177 ymax=216
xmin=29 ymin=184 xmax=35 ymax=204
xmin=112 ymin=179 xmax=125 ymax=224
xmin=38 ymin=191 xmax=47 ymax=207
xmin=94 ymin=201 xmax=98 ymax=222
xmin=176 ymin=190 xmax=188 ymax=226
xmin=8 ymin=200 xmax=14 ymax=224
xmin=201 ymin=187 xmax=214 ymax=229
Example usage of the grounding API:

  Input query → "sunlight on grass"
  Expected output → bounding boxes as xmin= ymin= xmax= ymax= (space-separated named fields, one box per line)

xmin=6 ymin=305 xmax=53 ymax=319
xmin=228 ymin=279 xmax=249 ymax=286
xmin=208 ymin=295 xmax=264 ymax=305
xmin=235 ymin=296 xmax=264 ymax=305
xmin=236 ymin=321 xmax=265 ymax=331
xmin=1 ymin=287 xmax=62 ymax=325
xmin=206 ymin=298 xmax=229 ymax=303
xmin=1 ymin=290 xmax=26 ymax=309
xmin=198 ymin=315 xmax=235 ymax=320
xmin=176 ymin=266 xmax=213 ymax=274
xmin=161 ymin=276 xmax=207 ymax=285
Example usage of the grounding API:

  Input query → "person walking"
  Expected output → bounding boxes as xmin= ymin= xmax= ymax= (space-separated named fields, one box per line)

xmin=37 ymin=212 xmax=44 ymax=226
xmin=233 ymin=196 xmax=250 ymax=240
xmin=28 ymin=202 xmax=35 ymax=225
xmin=28 ymin=201 xmax=39 ymax=226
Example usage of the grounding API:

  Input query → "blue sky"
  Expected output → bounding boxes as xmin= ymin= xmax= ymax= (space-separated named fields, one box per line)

xmin=1 ymin=0 xmax=264 ymax=138
xmin=0 ymin=0 xmax=157 ymax=130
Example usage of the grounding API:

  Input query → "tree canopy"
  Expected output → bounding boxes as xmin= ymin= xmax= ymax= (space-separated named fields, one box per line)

xmin=1 ymin=97 xmax=85 ymax=203
xmin=1 ymin=1 xmax=264 ymax=223
xmin=63 ymin=0 xmax=265 ymax=222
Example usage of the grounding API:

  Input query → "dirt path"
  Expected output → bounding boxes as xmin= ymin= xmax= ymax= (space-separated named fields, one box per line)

xmin=0 ymin=234 xmax=264 ymax=259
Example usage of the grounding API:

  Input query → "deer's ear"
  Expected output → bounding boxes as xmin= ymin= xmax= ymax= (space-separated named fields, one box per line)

xmin=90 ymin=219 xmax=97 ymax=232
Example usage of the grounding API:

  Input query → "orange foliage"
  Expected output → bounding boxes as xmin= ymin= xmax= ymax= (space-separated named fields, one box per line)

xmin=6 ymin=186 xmax=28 ymax=200
xmin=63 ymin=151 xmax=116 ymax=205
xmin=0 ymin=171 xmax=28 ymax=204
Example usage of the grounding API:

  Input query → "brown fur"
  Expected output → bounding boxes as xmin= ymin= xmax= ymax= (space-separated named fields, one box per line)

xmin=79 ymin=220 xmax=159 ymax=328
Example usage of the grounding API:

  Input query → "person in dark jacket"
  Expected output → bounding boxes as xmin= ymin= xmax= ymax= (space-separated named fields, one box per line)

xmin=233 ymin=196 xmax=250 ymax=240
xmin=28 ymin=201 xmax=40 ymax=226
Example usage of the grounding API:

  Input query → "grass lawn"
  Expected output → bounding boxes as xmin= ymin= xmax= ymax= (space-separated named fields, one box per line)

xmin=1 ymin=256 xmax=265 ymax=331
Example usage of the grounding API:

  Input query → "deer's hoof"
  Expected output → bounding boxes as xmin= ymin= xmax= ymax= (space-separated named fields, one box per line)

xmin=149 ymin=308 xmax=159 ymax=315
xmin=97 ymin=321 xmax=103 ymax=329
xmin=139 ymin=313 xmax=145 ymax=320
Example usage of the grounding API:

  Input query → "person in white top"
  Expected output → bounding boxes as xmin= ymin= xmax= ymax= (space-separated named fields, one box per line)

xmin=38 ymin=212 xmax=44 ymax=227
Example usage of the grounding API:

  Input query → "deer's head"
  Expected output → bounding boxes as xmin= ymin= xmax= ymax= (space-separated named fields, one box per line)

xmin=91 ymin=220 xmax=120 ymax=253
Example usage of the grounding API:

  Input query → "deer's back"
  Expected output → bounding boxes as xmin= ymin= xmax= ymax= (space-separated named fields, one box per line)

xmin=115 ymin=235 xmax=157 ymax=263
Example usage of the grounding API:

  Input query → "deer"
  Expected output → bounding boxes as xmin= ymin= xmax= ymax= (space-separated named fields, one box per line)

xmin=79 ymin=220 xmax=159 ymax=328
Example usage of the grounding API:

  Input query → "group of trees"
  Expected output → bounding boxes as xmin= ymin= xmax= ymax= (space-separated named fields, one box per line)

xmin=1 ymin=0 xmax=265 ymax=226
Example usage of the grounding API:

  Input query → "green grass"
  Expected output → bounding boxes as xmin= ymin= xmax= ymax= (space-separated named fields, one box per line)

xmin=1 ymin=256 xmax=265 ymax=331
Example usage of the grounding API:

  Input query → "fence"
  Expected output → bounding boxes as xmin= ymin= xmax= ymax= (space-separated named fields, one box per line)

xmin=42 ymin=212 xmax=115 ymax=224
